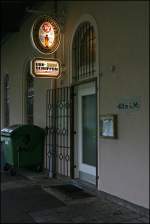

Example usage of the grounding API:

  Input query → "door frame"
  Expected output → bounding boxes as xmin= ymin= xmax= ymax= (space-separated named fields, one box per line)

xmin=71 ymin=78 xmax=98 ymax=187
xmin=78 ymin=82 xmax=96 ymax=177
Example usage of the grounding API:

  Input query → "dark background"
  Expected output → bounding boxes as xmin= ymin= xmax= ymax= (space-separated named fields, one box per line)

xmin=0 ymin=1 xmax=38 ymax=43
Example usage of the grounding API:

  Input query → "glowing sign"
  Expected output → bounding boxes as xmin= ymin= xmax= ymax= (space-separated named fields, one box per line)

xmin=39 ymin=21 xmax=55 ymax=48
xmin=31 ymin=58 xmax=61 ymax=78
xmin=31 ymin=16 xmax=61 ymax=54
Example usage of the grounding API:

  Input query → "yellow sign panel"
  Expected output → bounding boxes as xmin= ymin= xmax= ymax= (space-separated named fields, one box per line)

xmin=31 ymin=58 xmax=61 ymax=78
xmin=31 ymin=16 xmax=61 ymax=54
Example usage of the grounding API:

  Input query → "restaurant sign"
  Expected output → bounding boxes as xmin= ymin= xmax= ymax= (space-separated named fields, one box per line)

xmin=31 ymin=16 xmax=61 ymax=54
xmin=30 ymin=58 xmax=61 ymax=78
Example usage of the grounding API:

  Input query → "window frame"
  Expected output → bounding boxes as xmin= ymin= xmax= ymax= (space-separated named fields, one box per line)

xmin=26 ymin=72 xmax=34 ymax=124
xmin=4 ymin=74 xmax=10 ymax=127
xmin=72 ymin=21 xmax=96 ymax=84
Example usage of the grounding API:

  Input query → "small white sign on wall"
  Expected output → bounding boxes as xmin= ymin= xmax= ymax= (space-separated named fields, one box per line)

xmin=117 ymin=96 xmax=141 ymax=112
xmin=100 ymin=114 xmax=118 ymax=139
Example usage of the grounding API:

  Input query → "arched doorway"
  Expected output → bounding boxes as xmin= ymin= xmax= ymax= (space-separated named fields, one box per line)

xmin=72 ymin=21 xmax=98 ymax=185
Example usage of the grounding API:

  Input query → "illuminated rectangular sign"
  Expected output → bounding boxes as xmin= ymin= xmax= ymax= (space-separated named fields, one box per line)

xmin=30 ymin=58 xmax=61 ymax=78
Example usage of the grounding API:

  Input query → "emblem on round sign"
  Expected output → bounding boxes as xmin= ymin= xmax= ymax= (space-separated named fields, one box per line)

xmin=31 ymin=16 xmax=61 ymax=54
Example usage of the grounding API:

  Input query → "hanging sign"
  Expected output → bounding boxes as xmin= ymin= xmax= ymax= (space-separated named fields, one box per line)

xmin=31 ymin=16 xmax=61 ymax=54
xmin=30 ymin=58 xmax=61 ymax=78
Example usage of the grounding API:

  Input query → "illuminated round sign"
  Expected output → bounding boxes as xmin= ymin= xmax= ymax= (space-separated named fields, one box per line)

xmin=31 ymin=16 xmax=61 ymax=54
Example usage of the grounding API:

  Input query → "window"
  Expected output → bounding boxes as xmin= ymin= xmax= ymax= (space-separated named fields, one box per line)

xmin=26 ymin=73 xmax=34 ymax=124
xmin=4 ymin=74 xmax=10 ymax=127
xmin=72 ymin=22 xmax=96 ymax=83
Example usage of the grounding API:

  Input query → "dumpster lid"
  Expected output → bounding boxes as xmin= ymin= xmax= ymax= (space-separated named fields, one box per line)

xmin=1 ymin=124 xmax=22 ymax=134
xmin=1 ymin=124 xmax=45 ymax=136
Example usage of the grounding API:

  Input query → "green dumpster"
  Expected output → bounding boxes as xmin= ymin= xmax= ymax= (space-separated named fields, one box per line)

xmin=1 ymin=124 xmax=45 ymax=175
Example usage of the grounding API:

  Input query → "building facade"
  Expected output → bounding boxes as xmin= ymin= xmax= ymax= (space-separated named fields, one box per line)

xmin=1 ymin=1 xmax=149 ymax=209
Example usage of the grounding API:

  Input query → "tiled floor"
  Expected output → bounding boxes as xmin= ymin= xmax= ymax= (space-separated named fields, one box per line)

xmin=1 ymin=170 xmax=149 ymax=223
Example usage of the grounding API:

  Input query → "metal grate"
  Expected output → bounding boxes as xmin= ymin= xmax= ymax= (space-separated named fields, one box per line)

xmin=46 ymin=87 xmax=73 ymax=178
xmin=72 ymin=22 xmax=96 ymax=83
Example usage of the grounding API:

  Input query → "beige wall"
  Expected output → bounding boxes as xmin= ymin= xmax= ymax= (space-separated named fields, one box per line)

xmin=98 ymin=1 xmax=149 ymax=208
xmin=1 ymin=1 xmax=149 ymax=208
xmin=1 ymin=12 xmax=54 ymax=128
xmin=62 ymin=0 xmax=149 ymax=208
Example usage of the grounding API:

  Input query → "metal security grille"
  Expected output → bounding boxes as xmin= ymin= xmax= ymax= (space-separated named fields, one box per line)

xmin=46 ymin=87 xmax=73 ymax=178
xmin=72 ymin=22 xmax=96 ymax=83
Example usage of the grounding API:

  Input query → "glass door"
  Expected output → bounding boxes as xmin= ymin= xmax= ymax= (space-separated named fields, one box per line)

xmin=78 ymin=82 xmax=96 ymax=184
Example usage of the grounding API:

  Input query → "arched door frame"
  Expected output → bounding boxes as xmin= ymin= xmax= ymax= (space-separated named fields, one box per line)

xmin=68 ymin=14 xmax=100 ymax=188
xmin=69 ymin=14 xmax=100 ymax=84
xmin=22 ymin=57 xmax=34 ymax=124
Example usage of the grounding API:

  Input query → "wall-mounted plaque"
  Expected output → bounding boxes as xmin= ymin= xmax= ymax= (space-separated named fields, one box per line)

xmin=100 ymin=114 xmax=118 ymax=139
xmin=31 ymin=16 xmax=61 ymax=54
xmin=30 ymin=58 xmax=61 ymax=78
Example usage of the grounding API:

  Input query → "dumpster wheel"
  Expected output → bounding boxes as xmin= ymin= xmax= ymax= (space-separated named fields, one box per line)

xmin=35 ymin=165 xmax=42 ymax=172
xmin=10 ymin=167 xmax=16 ymax=176
xmin=4 ymin=163 xmax=11 ymax=171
